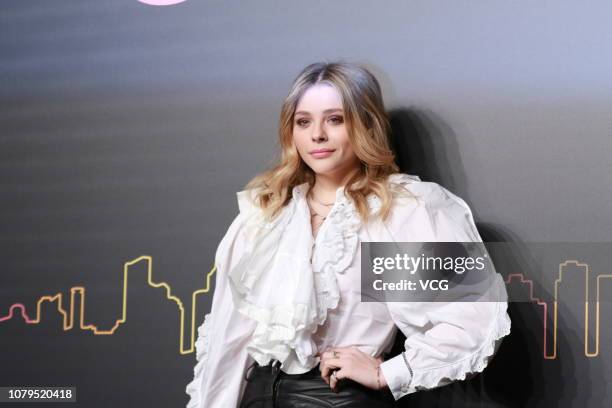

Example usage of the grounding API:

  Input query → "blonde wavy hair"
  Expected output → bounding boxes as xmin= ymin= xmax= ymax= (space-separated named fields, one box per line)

xmin=244 ymin=61 xmax=414 ymax=224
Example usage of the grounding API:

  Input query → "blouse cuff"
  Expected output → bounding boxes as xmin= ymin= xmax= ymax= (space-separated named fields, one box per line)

xmin=379 ymin=352 xmax=413 ymax=400
xmin=382 ymin=300 xmax=511 ymax=401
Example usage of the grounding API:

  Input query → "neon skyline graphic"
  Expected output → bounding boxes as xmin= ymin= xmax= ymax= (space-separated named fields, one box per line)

xmin=505 ymin=260 xmax=612 ymax=359
xmin=0 ymin=255 xmax=214 ymax=356
xmin=1 ymin=257 xmax=610 ymax=359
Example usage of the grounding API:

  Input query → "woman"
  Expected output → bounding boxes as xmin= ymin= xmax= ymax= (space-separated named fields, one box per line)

xmin=186 ymin=61 xmax=511 ymax=408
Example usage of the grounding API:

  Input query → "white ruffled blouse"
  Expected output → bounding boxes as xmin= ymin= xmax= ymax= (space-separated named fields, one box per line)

xmin=186 ymin=173 xmax=511 ymax=408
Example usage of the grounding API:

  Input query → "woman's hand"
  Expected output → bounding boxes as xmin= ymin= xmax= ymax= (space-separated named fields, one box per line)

xmin=317 ymin=346 xmax=388 ymax=392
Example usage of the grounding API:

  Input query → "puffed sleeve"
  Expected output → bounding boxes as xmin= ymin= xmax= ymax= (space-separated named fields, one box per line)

xmin=378 ymin=181 xmax=511 ymax=400
xmin=185 ymin=191 xmax=259 ymax=408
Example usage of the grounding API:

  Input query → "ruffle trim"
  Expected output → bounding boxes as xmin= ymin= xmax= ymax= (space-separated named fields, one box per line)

xmin=185 ymin=313 xmax=213 ymax=408
xmin=226 ymin=174 xmax=424 ymax=374
xmin=409 ymin=280 xmax=512 ymax=392
xmin=312 ymin=172 xmax=421 ymax=279
xmin=239 ymin=301 xmax=319 ymax=369
xmin=227 ymin=180 xmax=368 ymax=373
xmin=229 ymin=192 xmax=318 ymax=372
xmin=310 ymin=191 xmax=362 ymax=333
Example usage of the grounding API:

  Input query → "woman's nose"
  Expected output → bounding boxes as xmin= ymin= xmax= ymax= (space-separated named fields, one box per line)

xmin=311 ymin=121 xmax=327 ymax=141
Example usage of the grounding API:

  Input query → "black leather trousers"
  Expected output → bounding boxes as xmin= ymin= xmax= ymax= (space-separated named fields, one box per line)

xmin=239 ymin=360 xmax=397 ymax=408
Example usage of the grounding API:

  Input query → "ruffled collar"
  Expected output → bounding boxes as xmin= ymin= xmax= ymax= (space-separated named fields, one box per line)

xmin=291 ymin=172 xmax=421 ymax=214
xmin=227 ymin=173 xmax=420 ymax=374
xmin=291 ymin=180 xmax=383 ymax=218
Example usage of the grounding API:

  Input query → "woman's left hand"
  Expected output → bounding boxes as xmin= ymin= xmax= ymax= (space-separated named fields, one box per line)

xmin=317 ymin=346 xmax=388 ymax=392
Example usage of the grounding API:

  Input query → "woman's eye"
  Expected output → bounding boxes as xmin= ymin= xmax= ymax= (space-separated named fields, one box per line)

xmin=295 ymin=117 xmax=342 ymax=127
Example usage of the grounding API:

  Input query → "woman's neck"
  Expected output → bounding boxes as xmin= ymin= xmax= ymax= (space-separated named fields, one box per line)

xmin=310 ymin=167 xmax=360 ymax=204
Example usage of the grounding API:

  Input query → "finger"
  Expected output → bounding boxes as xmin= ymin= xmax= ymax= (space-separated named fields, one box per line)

xmin=320 ymin=359 xmax=341 ymax=379
xmin=321 ymin=373 xmax=329 ymax=385
xmin=329 ymin=370 xmax=338 ymax=392
xmin=329 ymin=347 xmax=355 ymax=360
xmin=320 ymin=369 xmax=330 ymax=385
xmin=319 ymin=358 xmax=331 ymax=379
xmin=331 ymin=368 xmax=349 ymax=392
xmin=319 ymin=358 xmax=331 ymax=384
xmin=334 ymin=368 xmax=348 ymax=381
xmin=333 ymin=368 xmax=349 ymax=393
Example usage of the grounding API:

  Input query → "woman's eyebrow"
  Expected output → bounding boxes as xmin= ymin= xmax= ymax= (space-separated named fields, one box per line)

xmin=295 ymin=108 xmax=344 ymax=115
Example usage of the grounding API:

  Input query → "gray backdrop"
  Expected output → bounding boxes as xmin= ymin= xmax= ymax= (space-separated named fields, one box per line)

xmin=1 ymin=1 xmax=611 ymax=407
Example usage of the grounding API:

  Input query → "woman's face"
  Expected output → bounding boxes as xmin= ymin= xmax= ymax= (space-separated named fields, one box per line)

xmin=292 ymin=83 xmax=361 ymax=178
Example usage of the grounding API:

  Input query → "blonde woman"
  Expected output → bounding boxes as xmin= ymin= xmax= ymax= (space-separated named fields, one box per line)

xmin=186 ymin=61 xmax=511 ymax=408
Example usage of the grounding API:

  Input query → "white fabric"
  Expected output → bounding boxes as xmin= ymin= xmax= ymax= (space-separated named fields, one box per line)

xmin=185 ymin=173 xmax=511 ymax=407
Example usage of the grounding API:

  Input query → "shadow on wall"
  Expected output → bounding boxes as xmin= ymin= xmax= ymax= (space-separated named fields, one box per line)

xmin=388 ymin=107 xmax=466 ymax=191
xmin=384 ymin=108 xmax=598 ymax=408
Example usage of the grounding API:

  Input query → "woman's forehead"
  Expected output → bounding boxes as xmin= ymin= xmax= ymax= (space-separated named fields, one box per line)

xmin=295 ymin=84 xmax=343 ymax=114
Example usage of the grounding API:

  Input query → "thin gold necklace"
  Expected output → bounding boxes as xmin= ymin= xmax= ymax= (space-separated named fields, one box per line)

xmin=308 ymin=189 xmax=335 ymax=207
xmin=307 ymin=197 xmax=331 ymax=223
xmin=308 ymin=199 xmax=329 ymax=220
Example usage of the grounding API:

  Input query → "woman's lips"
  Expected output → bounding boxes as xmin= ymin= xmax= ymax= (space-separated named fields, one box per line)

xmin=310 ymin=149 xmax=335 ymax=158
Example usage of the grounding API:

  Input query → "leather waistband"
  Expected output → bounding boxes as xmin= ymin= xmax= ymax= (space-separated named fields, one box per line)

xmin=248 ymin=360 xmax=321 ymax=380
